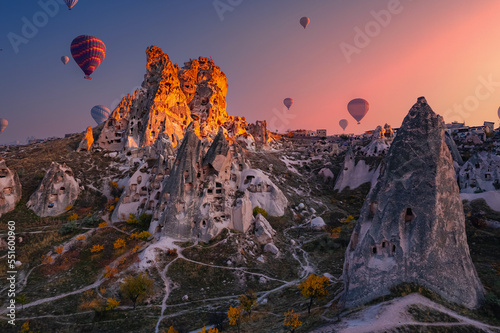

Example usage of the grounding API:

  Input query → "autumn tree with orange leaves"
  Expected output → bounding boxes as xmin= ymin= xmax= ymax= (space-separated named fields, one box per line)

xmin=298 ymin=274 xmax=330 ymax=314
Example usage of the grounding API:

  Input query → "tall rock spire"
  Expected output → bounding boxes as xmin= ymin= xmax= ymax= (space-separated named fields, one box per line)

xmin=342 ymin=97 xmax=485 ymax=309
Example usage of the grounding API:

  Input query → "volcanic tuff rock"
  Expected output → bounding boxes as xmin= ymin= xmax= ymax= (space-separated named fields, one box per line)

xmin=342 ymin=97 xmax=485 ymax=309
xmin=334 ymin=147 xmax=380 ymax=192
xmin=444 ymin=131 xmax=463 ymax=166
xmin=96 ymin=46 xmax=269 ymax=153
xmin=362 ymin=125 xmax=391 ymax=157
xmin=458 ymin=151 xmax=500 ymax=193
xmin=0 ymin=158 xmax=22 ymax=217
xmin=77 ymin=126 xmax=94 ymax=152
xmin=27 ymin=162 xmax=80 ymax=217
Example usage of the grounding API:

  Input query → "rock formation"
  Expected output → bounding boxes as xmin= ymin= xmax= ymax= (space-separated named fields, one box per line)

xmin=444 ymin=131 xmax=463 ymax=166
xmin=458 ymin=151 xmax=500 ymax=193
xmin=111 ymin=124 xmax=287 ymax=242
xmin=362 ymin=125 xmax=391 ymax=157
xmin=96 ymin=46 xmax=270 ymax=153
xmin=0 ymin=158 xmax=22 ymax=217
xmin=334 ymin=148 xmax=381 ymax=192
xmin=77 ymin=126 xmax=94 ymax=152
xmin=27 ymin=162 xmax=80 ymax=217
xmin=342 ymin=97 xmax=485 ymax=309
xmin=253 ymin=213 xmax=276 ymax=245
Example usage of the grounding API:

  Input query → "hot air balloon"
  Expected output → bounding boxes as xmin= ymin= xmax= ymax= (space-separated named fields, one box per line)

xmin=284 ymin=98 xmax=293 ymax=110
xmin=91 ymin=105 xmax=111 ymax=125
xmin=339 ymin=119 xmax=348 ymax=131
xmin=64 ymin=0 xmax=78 ymax=10
xmin=0 ymin=119 xmax=8 ymax=133
xmin=300 ymin=17 xmax=310 ymax=29
xmin=347 ymin=98 xmax=369 ymax=124
xmin=498 ymin=106 xmax=500 ymax=120
xmin=71 ymin=35 xmax=106 ymax=80
xmin=61 ymin=56 xmax=69 ymax=65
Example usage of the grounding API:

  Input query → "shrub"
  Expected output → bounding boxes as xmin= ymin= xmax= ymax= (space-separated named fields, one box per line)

xmin=253 ymin=206 xmax=268 ymax=218
xmin=120 ymin=273 xmax=154 ymax=309
xmin=138 ymin=213 xmax=153 ymax=230
xmin=103 ymin=265 xmax=119 ymax=279
xmin=81 ymin=215 xmax=101 ymax=227
xmin=59 ymin=221 xmax=77 ymax=235
xmin=114 ymin=238 xmax=126 ymax=249
xmin=105 ymin=298 xmax=120 ymax=310
xmin=91 ymin=244 xmax=104 ymax=253
xmin=98 ymin=222 xmax=108 ymax=228
xmin=67 ymin=213 xmax=79 ymax=221
xmin=127 ymin=213 xmax=138 ymax=224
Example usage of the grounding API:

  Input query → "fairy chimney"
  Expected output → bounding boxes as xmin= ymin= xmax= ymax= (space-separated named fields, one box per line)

xmin=342 ymin=97 xmax=485 ymax=309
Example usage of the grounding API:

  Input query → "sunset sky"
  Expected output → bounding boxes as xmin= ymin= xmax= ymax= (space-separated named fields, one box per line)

xmin=1 ymin=0 xmax=500 ymax=144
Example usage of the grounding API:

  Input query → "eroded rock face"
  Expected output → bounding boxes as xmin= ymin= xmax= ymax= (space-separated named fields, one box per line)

xmin=342 ymin=97 xmax=485 ymax=309
xmin=96 ymin=46 xmax=271 ymax=153
xmin=458 ymin=151 xmax=500 ymax=193
xmin=27 ymin=162 xmax=80 ymax=217
xmin=362 ymin=125 xmax=391 ymax=157
xmin=77 ymin=126 xmax=94 ymax=152
xmin=0 ymin=158 xmax=22 ymax=217
xmin=334 ymin=148 xmax=380 ymax=192
xmin=253 ymin=213 xmax=276 ymax=245
xmin=444 ymin=131 xmax=463 ymax=166
xmin=111 ymin=124 xmax=287 ymax=242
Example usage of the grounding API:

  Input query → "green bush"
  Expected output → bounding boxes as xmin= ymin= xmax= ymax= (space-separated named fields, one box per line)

xmin=81 ymin=214 xmax=101 ymax=227
xmin=253 ymin=206 xmax=268 ymax=218
xmin=59 ymin=221 xmax=77 ymax=235
xmin=138 ymin=213 xmax=152 ymax=231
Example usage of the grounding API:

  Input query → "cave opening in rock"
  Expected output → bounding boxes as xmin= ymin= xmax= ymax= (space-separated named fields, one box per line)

xmin=404 ymin=208 xmax=414 ymax=222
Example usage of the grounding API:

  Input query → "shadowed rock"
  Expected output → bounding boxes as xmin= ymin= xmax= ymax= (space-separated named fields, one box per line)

xmin=0 ymin=158 xmax=22 ymax=217
xmin=342 ymin=97 xmax=485 ymax=309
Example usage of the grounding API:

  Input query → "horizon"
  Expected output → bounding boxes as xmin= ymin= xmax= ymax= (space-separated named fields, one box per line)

xmin=1 ymin=0 xmax=500 ymax=144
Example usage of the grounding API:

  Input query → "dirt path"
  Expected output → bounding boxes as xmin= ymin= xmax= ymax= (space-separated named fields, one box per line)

xmin=311 ymin=293 xmax=500 ymax=333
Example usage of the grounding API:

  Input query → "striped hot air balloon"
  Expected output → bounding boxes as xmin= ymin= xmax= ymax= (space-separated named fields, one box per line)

xmin=91 ymin=105 xmax=111 ymax=125
xmin=0 ymin=119 xmax=8 ymax=133
xmin=64 ymin=0 xmax=78 ymax=10
xmin=70 ymin=35 xmax=106 ymax=80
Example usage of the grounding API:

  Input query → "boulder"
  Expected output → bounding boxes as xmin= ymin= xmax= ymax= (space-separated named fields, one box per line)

xmin=0 ymin=158 xmax=22 ymax=217
xmin=264 ymin=243 xmax=279 ymax=255
xmin=27 ymin=162 xmax=80 ymax=217
xmin=253 ymin=213 xmax=276 ymax=245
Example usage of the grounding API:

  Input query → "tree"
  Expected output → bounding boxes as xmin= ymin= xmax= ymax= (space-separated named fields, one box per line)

xmin=120 ymin=273 xmax=154 ymax=309
xmin=284 ymin=310 xmax=302 ymax=333
xmin=227 ymin=306 xmax=243 ymax=333
xmin=198 ymin=327 xmax=219 ymax=333
xmin=238 ymin=290 xmax=257 ymax=318
xmin=166 ymin=326 xmax=179 ymax=333
xmin=253 ymin=206 xmax=268 ymax=217
xmin=298 ymin=274 xmax=330 ymax=314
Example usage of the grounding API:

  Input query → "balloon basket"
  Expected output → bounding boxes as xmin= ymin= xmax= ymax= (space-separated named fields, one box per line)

xmin=84 ymin=76 xmax=92 ymax=80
